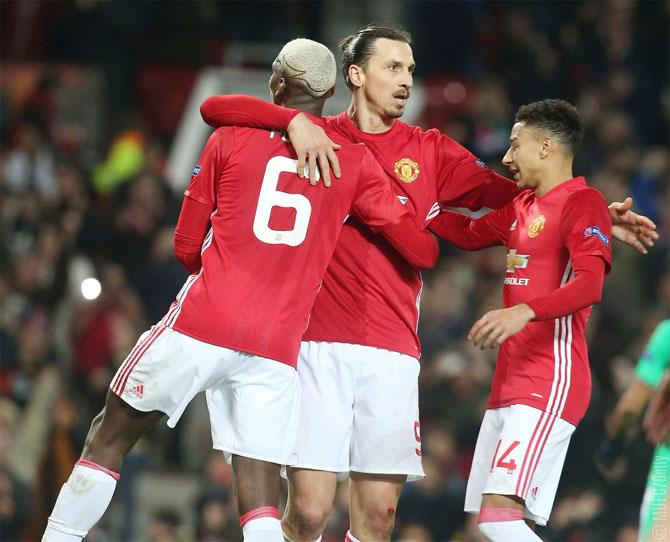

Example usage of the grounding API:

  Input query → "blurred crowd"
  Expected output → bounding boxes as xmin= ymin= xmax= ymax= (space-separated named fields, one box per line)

xmin=1 ymin=1 xmax=668 ymax=541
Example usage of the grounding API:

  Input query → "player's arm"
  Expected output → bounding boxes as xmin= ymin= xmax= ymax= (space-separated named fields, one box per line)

xmin=351 ymin=150 xmax=437 ymax=269
xmin=597 ymin=320 xmax=670 ymax=467
xmin=379 ymin=218 xmax=439 ymax=270
xmin=174 ymin=128 xmax=233 ymax=273
xmin=200 ymin=95 xmax=341 ymax=186
xmin=428 ymin=202 xmax=514 ymax=250
xmin=433 ymin=136 xmax=519 ymax=212
xmin=432 ymin=136 xmax=658 ymax=252
xmin=644 ymin=370 xmax=670 ymax=445
xmin=469 ymin=190 xmax=612 ymax=349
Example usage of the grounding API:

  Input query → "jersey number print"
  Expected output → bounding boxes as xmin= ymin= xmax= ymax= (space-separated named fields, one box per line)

xmin=253 ymin=156 xmax=314 ymax=246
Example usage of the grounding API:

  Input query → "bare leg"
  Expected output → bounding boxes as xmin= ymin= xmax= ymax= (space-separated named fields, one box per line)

xmin=282 ymin=468 xmax=338 ymax=541
xmin=348 ymin=472 xmax=406 ymax=542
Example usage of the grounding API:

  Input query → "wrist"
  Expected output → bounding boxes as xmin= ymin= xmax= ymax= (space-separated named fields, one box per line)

xmin=516 ymin=303 xmax=535 ymax=321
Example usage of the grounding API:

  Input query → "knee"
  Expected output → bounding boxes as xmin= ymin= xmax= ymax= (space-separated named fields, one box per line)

xmin=361 ymin=503 xmax=397 ymax=540
xmin=285 ymin=495 xmax=332 ymax=538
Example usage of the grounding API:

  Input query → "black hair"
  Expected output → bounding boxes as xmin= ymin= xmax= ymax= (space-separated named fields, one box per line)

xmin=339 ymin=23 xmax=412 ymax=90
xmin=515 ymin=99 xmax=585 ymax=155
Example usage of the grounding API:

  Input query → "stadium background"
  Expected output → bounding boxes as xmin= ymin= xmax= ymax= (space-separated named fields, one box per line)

xmin=1 ymin=1 xmax=668 ymax=541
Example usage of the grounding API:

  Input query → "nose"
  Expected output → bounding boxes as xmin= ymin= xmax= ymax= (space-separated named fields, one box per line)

xmin=401 ymin=69 xmax=413 ymax=89
xmin=502 ymin=148 xmax=512 ymax=166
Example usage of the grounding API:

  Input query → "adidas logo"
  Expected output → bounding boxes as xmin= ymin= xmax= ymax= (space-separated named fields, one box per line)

xmin=129 ymin=383 xmax=144 ymax=399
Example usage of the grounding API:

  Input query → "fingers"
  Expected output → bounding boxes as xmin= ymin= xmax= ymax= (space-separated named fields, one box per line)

xmin=326 ymin=146 xmax=341 ymax=179
xmin=308 ymin=152 xmax=318 ymax=186
xmin=296 ymin=152 xmax=306 ymax=180
xmin=318 ymin=152 xmax=331 ymax=187
xmin=468 ymin=317 xmax=501 ymax=349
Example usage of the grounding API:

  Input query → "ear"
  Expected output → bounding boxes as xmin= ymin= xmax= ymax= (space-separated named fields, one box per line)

xmin=348 ymin=64 xmax=365 ymax=89
xmin=540 ymin=137 xmax=552 ymax=159
xmin=273 ymin=78 xmax=287 ymax=105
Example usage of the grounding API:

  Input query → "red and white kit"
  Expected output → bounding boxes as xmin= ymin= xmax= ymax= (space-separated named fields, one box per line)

xmin=200 ymin=97 xmax=519 ymax=476
xmin=110 ymin=126 xmax=408 ymax=464
xmin=433 ymin=177 xmax=612 ymax=523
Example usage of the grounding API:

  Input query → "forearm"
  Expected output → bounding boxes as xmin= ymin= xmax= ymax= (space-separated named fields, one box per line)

xmin=381 ymin=217 xmax=439 ymax=269
xmin=174 ymin=195 xmax=213 ymax=274
xmin=607 ymin=379 xmax=652 ymax=437
xmin=200 ymin=95 xmax=299 ymax=130
xmin=526 ymin=256 xmax=606 ymax=320
xmin=429 ymin=211 xmax=501 ymax=250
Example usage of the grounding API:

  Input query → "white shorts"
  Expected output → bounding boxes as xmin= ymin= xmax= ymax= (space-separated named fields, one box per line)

xmin=293 ymin=341 xmax=423 ymax=480
xmin=464 ymin=404 xmax=575 ymax=526
xmin=110 ymin=323 xmax=299 ymax=465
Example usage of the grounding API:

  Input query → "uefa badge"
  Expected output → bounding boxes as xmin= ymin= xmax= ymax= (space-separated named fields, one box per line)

xmin=528 ymin=215 xmax=546 ymax=238
xmin=394 ymin=158 xmax=420 ymax=183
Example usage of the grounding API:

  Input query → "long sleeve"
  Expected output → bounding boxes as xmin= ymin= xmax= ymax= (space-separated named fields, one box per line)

xmin=174 ymin=127 xmax=234 ymax=273
xmin=526 ymin=254 xmax=606 ymax=320
xmin=429 ymin=202 xmax=514 ymax=250
xmin=174 ymin=195 xmax=213 ymax=274
xmin=200 ymin=95 xmax=300 ymax=131
xmin=381 ymin=217 xmax=439 ymax=270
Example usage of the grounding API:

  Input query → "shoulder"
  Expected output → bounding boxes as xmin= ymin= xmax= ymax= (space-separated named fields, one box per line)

xmin=564 ymin=185 xmax=608 ymax=210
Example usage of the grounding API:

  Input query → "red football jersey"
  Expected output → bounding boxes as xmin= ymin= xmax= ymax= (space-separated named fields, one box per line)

xmin=302 ymin=112 xmax=519 ymax=358
xmin=163 ymin=127 xmax=408 ymax=366
xmin=444 ymin=177 xmax=612 ymax=425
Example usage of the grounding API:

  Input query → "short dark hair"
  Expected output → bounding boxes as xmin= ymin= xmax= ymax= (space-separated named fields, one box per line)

xmin=515 ymin=99 xmax=585 ymax=155
xmin=339 ymin=23 xmax=412 ymax=90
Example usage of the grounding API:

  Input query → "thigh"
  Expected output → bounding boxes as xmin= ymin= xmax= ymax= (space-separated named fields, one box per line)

xmin=207 ymin=352 xmax=299 ymax=465
xmin=293 ymin=341 xmax=356 ymax=474
xmin=464 ymin=409 xmax=503 ymax=514
xmin=110 ymin=324 xmax=229 ymax=428
xmin=351 ymin=347 xmax=423 ymax=480
xmin=476 ymin=405 xmax=574 ymax=526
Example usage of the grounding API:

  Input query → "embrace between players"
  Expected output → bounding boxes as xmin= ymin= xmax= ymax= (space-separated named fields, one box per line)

xmin=43 ymin=24 xmax=659 ymax=542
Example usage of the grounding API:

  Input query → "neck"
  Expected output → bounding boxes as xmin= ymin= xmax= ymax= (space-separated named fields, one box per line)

xmin=283 ymin=93 xmax=324 ymax=117
xmin=347 ymin=94 xmax=395 ymax=134
xmin=535 ymin=160 xmax=575 ymax=197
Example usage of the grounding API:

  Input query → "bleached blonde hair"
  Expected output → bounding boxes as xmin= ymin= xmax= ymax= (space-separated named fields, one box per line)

xmin=274 ymin=38 xmax=336 ymax=98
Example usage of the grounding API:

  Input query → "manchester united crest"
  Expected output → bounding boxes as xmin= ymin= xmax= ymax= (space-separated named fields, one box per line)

xmin=528 ymin=215 xmax=546 ymax=238
xmin=394 ymin=158 xmax=420 ymax=183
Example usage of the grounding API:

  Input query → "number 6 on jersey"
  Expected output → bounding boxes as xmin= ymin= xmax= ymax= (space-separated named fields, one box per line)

xmin=253 ymin=155 xmax=314 ymax=246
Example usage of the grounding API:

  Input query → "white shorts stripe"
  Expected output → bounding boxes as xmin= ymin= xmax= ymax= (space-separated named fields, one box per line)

xmin=112 ymin=324 xmax=167 ymax=395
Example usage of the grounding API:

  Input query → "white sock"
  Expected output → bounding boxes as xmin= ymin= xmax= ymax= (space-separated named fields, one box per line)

xmin=345 ymin=530 xmax=362 ymax=542
xmin=42 ymin=462 xmax=119 ymax=542
xmin=242 ymin=516 xmax=283 ymax=542
xmin=479 ymin=519 xmax=543 ymax=541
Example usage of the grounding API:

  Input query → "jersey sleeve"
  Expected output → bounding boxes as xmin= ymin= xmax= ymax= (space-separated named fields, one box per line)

xmin=560 ymin=188 xmax=613 ymax=273
xmin=184 ymin=127 xmax=235 ymax=206
xmin=429 ymin=200 xmax=516 ymax=250
xmin=635 ymin=320 xmax=670 ymax=388
xmin=200 ymin=95 xmax=301 ymax=131
xmin=434 ymin=133 xmax=520 ymax=210
xmin=350 ymin=148 xmax=409 ymax=232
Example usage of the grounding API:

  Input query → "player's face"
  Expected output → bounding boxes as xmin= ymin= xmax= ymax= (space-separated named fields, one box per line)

xmin=357 ymin=38 xmax=415 ymax=120
xmin=502 ymin=122 xmax=545 ymax=190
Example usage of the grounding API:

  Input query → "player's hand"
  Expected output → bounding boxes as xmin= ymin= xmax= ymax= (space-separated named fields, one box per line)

xmin=287 ymin=113 xmax=341 ymax=187
xmin=643 ymin=371 xmax=670 ymax=446
xmin=609 ymin=197 xmax=659 ymax=255
xmin=468 ymin=304 xmax=535 ymax=350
